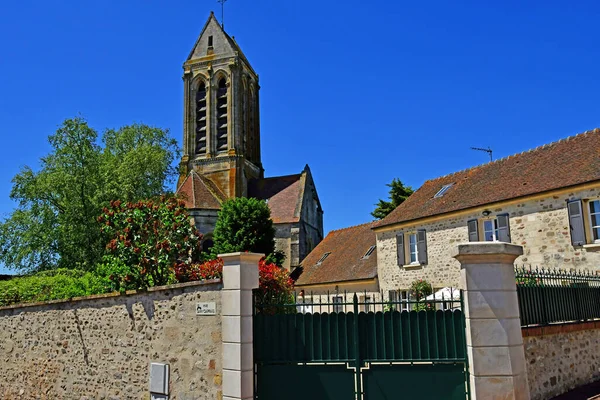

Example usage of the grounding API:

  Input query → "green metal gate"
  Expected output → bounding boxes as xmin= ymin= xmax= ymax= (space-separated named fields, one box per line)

xmin=254 ymin=292 xmax=470 ymax=400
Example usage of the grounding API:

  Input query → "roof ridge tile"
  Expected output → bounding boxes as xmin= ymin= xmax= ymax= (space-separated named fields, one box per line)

xmin=329 ymin=221 xmax=374 ymax=234
xmin=425 ymin=128 xmax=600 ymax=183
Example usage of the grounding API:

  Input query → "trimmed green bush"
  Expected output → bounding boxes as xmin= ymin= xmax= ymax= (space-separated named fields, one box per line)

xmin=0 ymin=269 xmax=110 ymax=307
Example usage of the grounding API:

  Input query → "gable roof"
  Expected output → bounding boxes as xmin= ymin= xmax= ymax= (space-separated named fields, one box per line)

xmin=374 ymin=128 xmax=600 ymax=229
xmin=176 ymin=170 xmax=227 ymax=210
xmin=186 ymin=12 xmax=255 ymax=74
xmin=296 ymin=222 xmax=378 ymax=286
xmin=249 ymin=174 xmax=302 ymax=224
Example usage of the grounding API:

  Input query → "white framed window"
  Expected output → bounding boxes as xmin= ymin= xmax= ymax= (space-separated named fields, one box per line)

xmin=470 ymin=214 xmax=510 ymax=243
xmin=361 ymin=296 xmax=373 ymax=312
xmin=396 ymin=230 xmax=427 ymax=266
xmin=332 ymin=296 xmax=343 ymax=313
xmin=589 ymin=200 xmax=600 ymax=243
xmin=400 ymin=291 xmax=411 ymax=311
xmin=483 ymin=219 xmax=499 ymax=242
xmin=567 ymin=199 xmax=600 ymax=246
xmin=408 ymin=233 xmax=418 ymax=263
xmin=388 ymin=290 xmax=399 ymax=311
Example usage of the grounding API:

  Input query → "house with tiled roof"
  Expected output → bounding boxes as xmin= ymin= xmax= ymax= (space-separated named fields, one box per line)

xmin=176 ymin=14 xmax=323 ymax=270
xmin=373 ymin=128 xmax=600 ymax=295
xmin=295 ymin=222 xmax=380 ymax=312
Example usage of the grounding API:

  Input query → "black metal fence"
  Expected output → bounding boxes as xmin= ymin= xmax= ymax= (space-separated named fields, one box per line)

xmin=516 ymin=267 xmax=600 ymax=326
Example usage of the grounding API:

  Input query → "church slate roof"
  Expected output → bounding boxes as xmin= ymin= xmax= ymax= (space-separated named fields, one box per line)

xmin=248 ymin=174 xmax=303 ymax=224
xmin=176 ymin=170 xmax=227 ymax=210
xmin=296 ymin=222 xmax=378 ymax=286
xmin=373 ymin=128 xmax=600 ymax=229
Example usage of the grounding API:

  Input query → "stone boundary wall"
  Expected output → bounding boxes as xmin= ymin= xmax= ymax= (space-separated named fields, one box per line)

xmin=523 ymin=321 xmax=600 ymax=400
xmin=0 ymin=280 xmax=223 ymax=400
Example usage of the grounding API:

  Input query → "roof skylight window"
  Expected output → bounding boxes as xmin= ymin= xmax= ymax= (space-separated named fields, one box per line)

xmin=317 ymin=252 xmax=331 ymax=265
xmin=362 ymin=245 xmax=376 ymax=259
xmin=434 ymin=183 xmax=454 ymax=198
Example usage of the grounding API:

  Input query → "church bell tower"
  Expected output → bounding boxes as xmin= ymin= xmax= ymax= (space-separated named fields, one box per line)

xmin=179 ymin=12 xmax=262 ymax=198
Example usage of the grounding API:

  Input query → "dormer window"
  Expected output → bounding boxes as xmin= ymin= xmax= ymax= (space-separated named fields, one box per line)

xmin=434 ymin=183 xmax=454 ymax=198
xmin=362 ymin=245 xmax=376 ymax=259
xmin=317 ymin=252 xmax=331 ymax=265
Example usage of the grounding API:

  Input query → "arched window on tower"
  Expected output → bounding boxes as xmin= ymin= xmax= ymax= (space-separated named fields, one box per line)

xmin=241 ymin=79 xmax=248 ymax=155
xmin=216 ymin=78 xmax=228 ymax=152
xmin=248 ymin=86 xmax=255 ymax=163
xmin=195 ymin=81 xmax=207 ymax=154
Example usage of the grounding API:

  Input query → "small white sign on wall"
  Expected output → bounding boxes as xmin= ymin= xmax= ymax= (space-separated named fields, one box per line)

xmin=196 ymin=302 xmax=217 ymax=316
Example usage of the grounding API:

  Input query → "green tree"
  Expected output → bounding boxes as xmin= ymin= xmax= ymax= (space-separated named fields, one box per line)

xmin=0 ymin=117 xmax=180 ymax=272
xmin=100 ymin=124 xmax=179 ymax=203
xmin=371 ymin=178 xmax=414 ymax=220
xmin=211 ymin=197 xmax=276 ymax=258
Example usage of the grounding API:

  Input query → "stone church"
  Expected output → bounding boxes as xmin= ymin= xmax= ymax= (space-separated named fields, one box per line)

xmin=177 ymin=13 xmax=324 ymax=271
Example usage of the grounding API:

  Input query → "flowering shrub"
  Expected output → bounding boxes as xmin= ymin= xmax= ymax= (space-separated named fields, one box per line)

xmin=174 ymin=257 xmax=295 ymax=310
xmin=257 ymin=258 xmax=295 ymax=305
xmin=174 ymin=258 xmax=223 ymax=282
xmin=99 ymin=196 xmax=202 ymax=290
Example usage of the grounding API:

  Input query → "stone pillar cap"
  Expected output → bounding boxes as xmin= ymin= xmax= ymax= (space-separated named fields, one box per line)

xmin=219 ymin=252 xmax=264 ymax=264
xmin=452 ymin=242 xmax=523 ymax=259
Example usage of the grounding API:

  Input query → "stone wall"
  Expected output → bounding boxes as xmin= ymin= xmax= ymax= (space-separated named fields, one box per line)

xmin=376 ymin=186 xmax=600 ymax=293
xmin=190 ymin=208 xmax=219 ymax=237
xmin=297 ymin=170 xmax=324 ymax=269
xmin=273 ymin=223 xmax=294 ymax=271
xmin=0 ymin=280 xmax=223 ymax=400
xmin=523 ymin=322 xmax=600 ymax=400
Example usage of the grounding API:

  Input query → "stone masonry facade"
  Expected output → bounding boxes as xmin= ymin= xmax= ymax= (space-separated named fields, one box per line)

xmin=0 ymin=281 xmax=222 ymax=400
xmin=523 ymin=322 xmax=600 ymax=400
xmin=376 ymin=186 xmax=600 ymax=293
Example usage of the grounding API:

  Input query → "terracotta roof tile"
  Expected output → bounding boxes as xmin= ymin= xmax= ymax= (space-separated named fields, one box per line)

xmin=296 ymin=222 xmax=377 ymax=286
xmin=374 ymin=128 xmax=600 ymax=228
xmin=249 ymin=174 xmax=302 ymax=224
xmin=176 ymin=171 xmax=226 ymax=210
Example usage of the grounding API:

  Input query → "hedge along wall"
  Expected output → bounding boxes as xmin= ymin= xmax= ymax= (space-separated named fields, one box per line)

xmin=0 ymin=280 xmax=223 ymax=400
xmin=523 ymin=321 xmax=600 ymax=400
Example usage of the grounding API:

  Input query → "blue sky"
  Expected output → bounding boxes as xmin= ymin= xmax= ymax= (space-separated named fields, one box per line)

xmin=1 ymin=1 xmax=599 ymax=273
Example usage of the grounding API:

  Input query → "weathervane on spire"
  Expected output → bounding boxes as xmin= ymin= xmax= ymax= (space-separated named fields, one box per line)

xmin=217 ymin=0 xmax=227 ymax=29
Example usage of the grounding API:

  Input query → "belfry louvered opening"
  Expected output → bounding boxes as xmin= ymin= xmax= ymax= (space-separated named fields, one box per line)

xmin=195 ymin=81 xmax=207 ymax=154
xmin=216 ymin=78 xmax=228 ymax=152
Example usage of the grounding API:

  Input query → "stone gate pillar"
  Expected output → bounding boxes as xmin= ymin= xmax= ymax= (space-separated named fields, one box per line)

xmin=453 ymin=242 xmax=530 ymax=400
xmin=220 ymin=252 xmax=262 ymax=400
